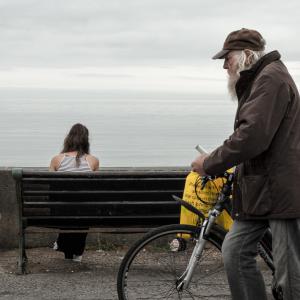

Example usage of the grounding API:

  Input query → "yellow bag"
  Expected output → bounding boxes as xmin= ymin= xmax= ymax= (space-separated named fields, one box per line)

xmin=180 ymin=171 xmax=233 ymax=231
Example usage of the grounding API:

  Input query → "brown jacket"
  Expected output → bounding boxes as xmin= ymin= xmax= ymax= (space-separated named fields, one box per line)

xmin=203 ymin=51 xmax=300 ymax=220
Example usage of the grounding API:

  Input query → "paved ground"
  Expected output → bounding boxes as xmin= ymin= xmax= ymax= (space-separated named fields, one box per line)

xmin=0 ymin=247 xmax=274 ymax=300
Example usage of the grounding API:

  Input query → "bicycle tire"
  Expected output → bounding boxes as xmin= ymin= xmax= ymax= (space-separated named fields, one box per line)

xmin=117 ymin=224 xmax=229 ymax=300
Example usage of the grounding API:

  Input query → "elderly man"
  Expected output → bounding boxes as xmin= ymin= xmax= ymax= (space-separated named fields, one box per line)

xmin=192 ymin=28 xmax=300 ymax=300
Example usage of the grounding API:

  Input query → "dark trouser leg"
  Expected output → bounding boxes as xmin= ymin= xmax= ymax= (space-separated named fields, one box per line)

xmin=56 ymin=231 xmax=88 ymax=257
xmin=222 ymin=220 xmax=269 ymax=300
xmin=72 ymin=232 xmax=88 ymax=256
xmin=269 ymin=218 xmax=300 ymax=300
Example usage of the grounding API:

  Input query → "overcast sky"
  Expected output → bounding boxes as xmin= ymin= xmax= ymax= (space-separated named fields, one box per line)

xmin=0 ymin=0 xmax=299 ymax=97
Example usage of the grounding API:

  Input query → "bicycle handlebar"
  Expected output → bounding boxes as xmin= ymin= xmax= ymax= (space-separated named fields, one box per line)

xmin=200 ymin=171 xmax=234 ymax=189
xmin=194 ymin=144 xmax=234 ymax=187
xmin=195 ymin=144 xmax=208 ymax=154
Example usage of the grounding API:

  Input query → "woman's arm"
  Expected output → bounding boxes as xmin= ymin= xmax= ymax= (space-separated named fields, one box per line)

xmin=49 ymin=154 xmax=64 ymax=171
xmin=86 ymin=155 xmax=100 ymax=171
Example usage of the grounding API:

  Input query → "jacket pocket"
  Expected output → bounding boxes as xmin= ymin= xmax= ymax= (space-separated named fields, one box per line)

xmin=241 ymin=175 xmax=271 ymax=216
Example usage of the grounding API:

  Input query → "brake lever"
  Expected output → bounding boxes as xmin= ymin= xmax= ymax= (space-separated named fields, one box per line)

xmin=201 ymin=177 xmax=209 ymax=189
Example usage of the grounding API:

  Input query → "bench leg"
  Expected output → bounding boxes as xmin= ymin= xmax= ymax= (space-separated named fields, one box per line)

xmin=17 ymin=228 xmax=27 ymax=274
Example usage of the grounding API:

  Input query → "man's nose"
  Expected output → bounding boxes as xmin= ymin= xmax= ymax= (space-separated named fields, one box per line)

xmin=223 ymin=60 xmax=228 ymax=69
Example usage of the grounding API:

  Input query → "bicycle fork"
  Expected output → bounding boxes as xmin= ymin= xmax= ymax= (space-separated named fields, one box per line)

xmin=176 ymin=209 xmax=220 ymax=290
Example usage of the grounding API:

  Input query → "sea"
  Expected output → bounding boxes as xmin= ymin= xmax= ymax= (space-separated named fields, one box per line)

xmin=0 ymin=92 xmax=236 ymax=168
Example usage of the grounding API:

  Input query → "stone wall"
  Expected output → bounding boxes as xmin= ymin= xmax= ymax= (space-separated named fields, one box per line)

xmin=0 ymin=168 xmax=19 ymax=249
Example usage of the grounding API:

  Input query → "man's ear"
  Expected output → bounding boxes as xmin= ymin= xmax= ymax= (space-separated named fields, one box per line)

xmin=244 ymin=49 xmax=253 ymax=66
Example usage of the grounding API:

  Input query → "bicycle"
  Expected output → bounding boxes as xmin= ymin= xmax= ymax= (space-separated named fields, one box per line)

xmin=117 ymin=170 xmax=279 ymax=299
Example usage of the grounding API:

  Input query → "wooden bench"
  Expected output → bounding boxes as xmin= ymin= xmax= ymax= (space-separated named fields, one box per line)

xmin=12 ymin=168 xmax=188 ymax=274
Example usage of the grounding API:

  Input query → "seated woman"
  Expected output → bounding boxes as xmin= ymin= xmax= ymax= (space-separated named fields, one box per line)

xmin=49 ymin=123 xmax=99 ymax=262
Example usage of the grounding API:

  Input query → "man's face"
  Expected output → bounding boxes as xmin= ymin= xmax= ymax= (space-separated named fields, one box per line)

xmin=223 ymin=51 xmax=239 ymax=76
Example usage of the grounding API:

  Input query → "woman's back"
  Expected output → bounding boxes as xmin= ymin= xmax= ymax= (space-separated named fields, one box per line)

xmin=57 ymin=154 xmax=92 ymax=172
xmin=50 ymin=152 xmax=99 ymax=172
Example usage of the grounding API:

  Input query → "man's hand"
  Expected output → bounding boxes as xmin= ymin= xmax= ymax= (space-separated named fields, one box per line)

xmin=191 ymin=154 xmax=209 ymax=175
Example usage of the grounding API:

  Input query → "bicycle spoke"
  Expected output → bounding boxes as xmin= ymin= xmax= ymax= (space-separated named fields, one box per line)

xmin=164 ymin=285 xmax=178 ymax=299
xmin=118 ymin=225 xmax=228 ymax=299
xmin=185 ymin=289 xmax=196 ymax=300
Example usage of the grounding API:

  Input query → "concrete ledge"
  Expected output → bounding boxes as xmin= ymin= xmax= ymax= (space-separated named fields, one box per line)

xmin=0 ymin=168 xmax=19 ymax=249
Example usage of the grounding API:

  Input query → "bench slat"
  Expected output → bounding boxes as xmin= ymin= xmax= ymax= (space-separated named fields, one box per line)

xmin=23 ymin=190 xmax=183 ymax=195
xmin=24 ymin=215 xmax=179 ymax=220
xmin=24 ymin=201 xmax=179 ymax=206
xmin=22 ymin=177 xmax=186 ymax=182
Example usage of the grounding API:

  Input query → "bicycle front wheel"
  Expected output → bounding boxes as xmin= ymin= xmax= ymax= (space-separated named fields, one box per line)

xmin=117 ymin=224 xmax=229 ymax=300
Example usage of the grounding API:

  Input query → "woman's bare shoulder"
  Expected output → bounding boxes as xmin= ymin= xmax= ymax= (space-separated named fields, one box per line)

xmin=49 ymin=154 xmax=65 ymax=171
xmin=86 ymin=154 xmax=100 ymax=171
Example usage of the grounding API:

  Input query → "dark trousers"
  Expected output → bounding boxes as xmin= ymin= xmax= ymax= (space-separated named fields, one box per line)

xmin=222 ymin=219 xmax=300 ymax=300
xmin=56 ymin=231 xmax=88 ymax=258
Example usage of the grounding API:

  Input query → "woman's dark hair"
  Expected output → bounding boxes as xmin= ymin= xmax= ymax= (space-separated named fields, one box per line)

xmin=61 ymin=123 xmax=90 ymax=167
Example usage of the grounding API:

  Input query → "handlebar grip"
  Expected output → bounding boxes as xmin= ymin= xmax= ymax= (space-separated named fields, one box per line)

xmin=195 ymin=145 xmax=208 ymax=154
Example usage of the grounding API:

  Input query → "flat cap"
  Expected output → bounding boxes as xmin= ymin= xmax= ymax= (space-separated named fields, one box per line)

xmin=213 ymin=28 xmax=265 ymax=59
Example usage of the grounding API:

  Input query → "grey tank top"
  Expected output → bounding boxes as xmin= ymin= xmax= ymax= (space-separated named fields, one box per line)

xmin=57 ymin=155 xmax=92 ymax=172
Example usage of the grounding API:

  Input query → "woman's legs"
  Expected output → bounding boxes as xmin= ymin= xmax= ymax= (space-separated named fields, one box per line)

xmin=56 ymin=231 xmax=88 ymax=259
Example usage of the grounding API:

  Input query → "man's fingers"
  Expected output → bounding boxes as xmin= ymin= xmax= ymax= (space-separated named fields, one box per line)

xmin=190 ymin=154 xmax=209 ymax=175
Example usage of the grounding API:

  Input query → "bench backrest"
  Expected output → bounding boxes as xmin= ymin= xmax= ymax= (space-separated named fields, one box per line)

xmin=13 ymin=168 xmax=188 ymax=229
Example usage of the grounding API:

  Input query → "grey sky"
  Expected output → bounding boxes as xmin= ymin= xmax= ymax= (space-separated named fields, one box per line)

xmin=1 ymin=0 xmax=300 ymax=167
xmin=0 ymin=0 xmax=299 ymax=95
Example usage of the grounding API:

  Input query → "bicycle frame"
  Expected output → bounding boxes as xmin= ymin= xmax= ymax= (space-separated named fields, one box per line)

xmin=117 ymin=169 xmax=278 ymax=300
xmin=176 ymin=172 xmax=235 ymax=290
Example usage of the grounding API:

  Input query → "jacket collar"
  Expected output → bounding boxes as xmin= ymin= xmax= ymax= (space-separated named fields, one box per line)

xmin=235 ymin=50 xmax=281 ymax=100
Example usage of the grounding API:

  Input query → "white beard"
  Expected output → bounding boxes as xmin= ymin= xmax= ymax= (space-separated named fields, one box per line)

xmin=227 ymin=72 xmax=240 ymax=101
xmin=227 ymin=56 xmax=256 ymax=101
